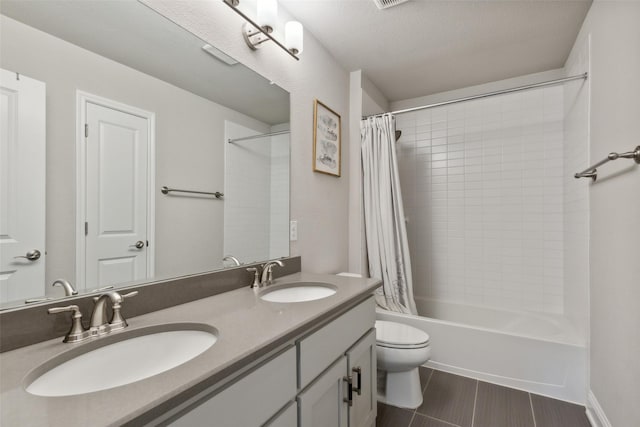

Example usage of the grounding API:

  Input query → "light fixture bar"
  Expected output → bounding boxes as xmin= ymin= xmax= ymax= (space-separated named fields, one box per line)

xmin=222 ymin=0 xmax=300 ymax=61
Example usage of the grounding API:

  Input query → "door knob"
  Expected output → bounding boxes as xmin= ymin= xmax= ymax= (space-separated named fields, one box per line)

xmin=130 ymin=241 xmax=145 ymax=249
xmin=14 ymin=249 xmax=41 ymax=261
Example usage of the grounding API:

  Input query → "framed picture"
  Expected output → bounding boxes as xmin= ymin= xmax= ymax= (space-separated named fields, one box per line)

xmin=313 ymin=99 xmax=341 ymax=177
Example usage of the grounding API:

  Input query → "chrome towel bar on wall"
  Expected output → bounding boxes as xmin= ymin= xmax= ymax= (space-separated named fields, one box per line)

xmin=161 ymin=186 xmax=224 ymax=199
xmin=574 ymin=145 xmax=640 ymax=181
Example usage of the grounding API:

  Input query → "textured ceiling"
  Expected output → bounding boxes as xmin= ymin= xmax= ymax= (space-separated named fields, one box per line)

xmin=280 ymin=0 xmax=592 ymax=102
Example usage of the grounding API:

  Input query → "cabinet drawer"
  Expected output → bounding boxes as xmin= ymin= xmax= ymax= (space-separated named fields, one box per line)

xmin=171 ymin=346 xmax=296 ymax=427
xmin=298 ymin=296 xmax=375 ymax=389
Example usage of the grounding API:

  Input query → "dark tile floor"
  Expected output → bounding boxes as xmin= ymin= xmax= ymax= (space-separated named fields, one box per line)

xmin=377 ymin=368 xmax=591 ymax=427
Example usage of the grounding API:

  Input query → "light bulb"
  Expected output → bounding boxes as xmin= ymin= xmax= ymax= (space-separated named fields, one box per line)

xmin=285 ymin=21 xmax=303 ymax=55
xmin=257 ymin=0 xmax=278 ymax=33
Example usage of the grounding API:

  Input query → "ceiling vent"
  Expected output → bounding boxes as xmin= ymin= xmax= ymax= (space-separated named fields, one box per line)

xmin=372 ymin=0 xmax=410 ymax=10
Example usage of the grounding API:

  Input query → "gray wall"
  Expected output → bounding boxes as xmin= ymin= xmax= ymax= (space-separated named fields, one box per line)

xmin=0 ymin=16 xmax=270 ymax=292
xmin=142 ymin=1 xmax=352 ymax=275
xmin=569 ymin=1 xmax=640 ymax=425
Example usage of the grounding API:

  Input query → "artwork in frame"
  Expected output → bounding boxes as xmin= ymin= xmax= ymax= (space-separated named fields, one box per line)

xmin=313 ymin=99 xmax=341 ymax=177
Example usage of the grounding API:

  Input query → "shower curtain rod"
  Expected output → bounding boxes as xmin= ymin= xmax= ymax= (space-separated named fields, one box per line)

xmin=364 ymin=72 xmax=588 ymax=119
xmin=227 ymin=130 xmax=290 ymax=144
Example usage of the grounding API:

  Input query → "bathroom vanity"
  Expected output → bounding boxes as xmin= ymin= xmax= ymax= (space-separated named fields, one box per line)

xmin=0 ymin=273 xmax=380 ymax=427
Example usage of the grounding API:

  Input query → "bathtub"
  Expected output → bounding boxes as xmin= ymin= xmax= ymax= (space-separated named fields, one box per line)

xmin=376 ymin=297 xmax=587 ymax=404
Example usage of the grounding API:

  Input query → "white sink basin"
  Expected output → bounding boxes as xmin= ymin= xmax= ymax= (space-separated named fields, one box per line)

xmin=26 ymin=325 xmax=217 ymax=397
xmin=260 ymin=282 xmax=337 ymax=303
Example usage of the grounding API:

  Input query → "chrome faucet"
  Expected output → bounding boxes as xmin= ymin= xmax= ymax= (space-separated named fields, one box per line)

xmin=48 ymin=290 xmax=138 ymax=343
xmin=90 ymin=291 xmax=138 ymax=334
xmin=260 ymin=260 xmax=285 ymax=286
xmin=25 ymin=279 xmax=77 ymax=303
xmin=52 ymin=279 xmax=78 ymax=296
xmin=247 ymin=260 xmax=285 ymax=289
xmin=223 ymin=255 xmax=241 ymax=266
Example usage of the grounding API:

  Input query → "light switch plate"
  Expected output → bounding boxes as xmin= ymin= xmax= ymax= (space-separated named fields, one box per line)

xmin=290 ymin=220 xmax=298 ymax=241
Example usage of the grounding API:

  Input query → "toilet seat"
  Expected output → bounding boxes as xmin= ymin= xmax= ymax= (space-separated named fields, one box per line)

xmin=375 ymin=320 xmax=430 ymax=349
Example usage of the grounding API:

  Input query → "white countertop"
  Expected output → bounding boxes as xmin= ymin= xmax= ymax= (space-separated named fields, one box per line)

xmin=0 ymin=272 xmax=380 ymax=426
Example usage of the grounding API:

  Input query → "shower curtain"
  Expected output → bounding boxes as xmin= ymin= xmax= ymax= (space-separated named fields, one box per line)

xmin=361 ymin=114 xmax=417 ymax=315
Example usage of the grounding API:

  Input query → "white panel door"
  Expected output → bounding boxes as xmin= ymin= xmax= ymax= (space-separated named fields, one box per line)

xmin=84 ymin=102 xmax=149 ymax=289
xmin=0 ymin=69 xmax=46 ymax=303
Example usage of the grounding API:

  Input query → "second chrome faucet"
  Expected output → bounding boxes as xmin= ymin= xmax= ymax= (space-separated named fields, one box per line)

xmin=48 ymin=290 xmax=138 ymax=343
xmin=247 ymin=260 xmax=285 ymax=289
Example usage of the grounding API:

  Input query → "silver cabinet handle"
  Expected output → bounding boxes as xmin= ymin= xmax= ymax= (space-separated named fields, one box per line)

xmin=352 ymin=367 xmax=362 ymax=395
xmin=130 ymin=241 xmax=144 ymax=249
xmin=14 ymin=249 xmax=41 ymax=261
xmin=343 ymin=375 xmax=353 ymax=407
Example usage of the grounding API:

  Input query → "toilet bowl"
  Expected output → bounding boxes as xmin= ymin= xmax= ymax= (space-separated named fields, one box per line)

xmin=376 ymin=320 xmax=431 ymax=409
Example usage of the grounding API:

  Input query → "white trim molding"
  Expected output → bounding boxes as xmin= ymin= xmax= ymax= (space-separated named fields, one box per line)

xmin=586 ymin=390 xmax=612 ymax=427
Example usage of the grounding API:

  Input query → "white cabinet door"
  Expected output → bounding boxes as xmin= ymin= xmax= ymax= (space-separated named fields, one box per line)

xmin=298 ymin=356 xmax=349 ymax=427
xmin=84 ymin=101 xmax=150 ymax=289
xmin=347 ymin=329 xmax=377 ymax=427
xmin=0 ymin=69 xmax=45 ymax=303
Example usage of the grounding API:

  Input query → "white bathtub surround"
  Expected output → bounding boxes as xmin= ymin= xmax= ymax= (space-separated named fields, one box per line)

xmin=395 ymin=85 xmax=566 ymax=314
xmin=377 ymin=302 xmax=586 ymax=404
xmin=361 ymin=115 xmax=417 ymax=314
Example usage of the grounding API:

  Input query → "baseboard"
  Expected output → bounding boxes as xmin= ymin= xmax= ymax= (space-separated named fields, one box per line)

xmin=425 ymin=360 xmax=585 ymax=405
xmin=586 ymin=390 xmax=612 ymax=427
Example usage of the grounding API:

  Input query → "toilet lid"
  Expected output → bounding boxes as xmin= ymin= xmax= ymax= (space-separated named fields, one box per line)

xmin=375 ymin=320 xmax=430 ymax=349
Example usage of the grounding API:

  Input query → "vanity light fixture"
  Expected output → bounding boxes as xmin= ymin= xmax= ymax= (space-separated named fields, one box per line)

xmin=284 ymin=21 xmax=303 ymax=55
xmin=223 ymin=0 xmax=303 ymax=60
xmin=257 ymin=0 xmax=277 ymax=32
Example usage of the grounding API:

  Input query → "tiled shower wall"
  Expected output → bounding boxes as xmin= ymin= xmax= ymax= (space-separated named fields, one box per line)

xmin=224 ymin=122 xmax=289 ymax=265
xmin=269 ymin=124 xmax=291 ymax=259
xmin=396 ymin=86 xmax=565 ymax=314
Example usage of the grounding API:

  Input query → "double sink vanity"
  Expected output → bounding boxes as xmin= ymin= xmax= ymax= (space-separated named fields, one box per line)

xmin=0 ymin=268 xmax=381 ymax=426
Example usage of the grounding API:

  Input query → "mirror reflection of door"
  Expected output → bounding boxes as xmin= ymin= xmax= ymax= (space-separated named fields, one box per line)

xmin=78 ymin=93 xmax=154 ymax=290
xmin=0 ymin=69 xmax=46 ymax=302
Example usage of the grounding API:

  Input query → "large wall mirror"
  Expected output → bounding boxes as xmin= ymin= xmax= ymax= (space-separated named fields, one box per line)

xmin=0 ymin=1 xmax=290 ymax=309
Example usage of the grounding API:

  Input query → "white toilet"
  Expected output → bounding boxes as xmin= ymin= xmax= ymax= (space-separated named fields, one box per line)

xmin=375 ymin=320 xmax=431 ymax=409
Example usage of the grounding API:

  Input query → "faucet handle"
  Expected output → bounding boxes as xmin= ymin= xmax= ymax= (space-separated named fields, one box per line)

xmin=247 ymin=267 xmax=261 ymax=288
xmin=48 ymin=304 xmax=81 ymax=315
xmin=109 ymin=291 xmax=138 ymax=330
xmin=91 ymin=290 xmax=137 ymax=302
xmin=48 ymin=305 xmax=89 ymax=343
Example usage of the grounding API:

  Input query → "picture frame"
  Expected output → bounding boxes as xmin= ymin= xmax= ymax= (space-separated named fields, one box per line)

xmin=313 ymin=99 xmax=341 ymax=177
